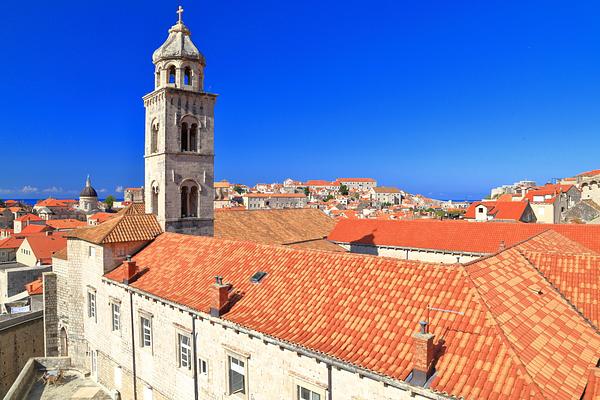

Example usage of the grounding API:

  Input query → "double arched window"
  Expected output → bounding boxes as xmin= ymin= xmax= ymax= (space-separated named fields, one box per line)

xmin=181 ymin=180 xmax=199 ymax=218
xmin=168 ymin=66 xmax=176 ymax=84
xmin=184 ymin=67 xmax=192 ymax=86
xmin=180 ymin=118 xmax=200 ymax=152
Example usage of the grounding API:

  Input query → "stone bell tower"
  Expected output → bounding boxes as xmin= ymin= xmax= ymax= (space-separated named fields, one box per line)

xmin=143 ymin=6 xmax=216 ymax=236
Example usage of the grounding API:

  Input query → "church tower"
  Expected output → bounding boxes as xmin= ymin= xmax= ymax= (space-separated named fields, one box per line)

xmin=144 ymin=7 xmax=216 ymax=236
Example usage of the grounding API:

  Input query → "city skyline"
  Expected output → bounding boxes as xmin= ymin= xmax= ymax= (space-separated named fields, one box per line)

xmin=2 ymin=1 xmax=600 ymax=199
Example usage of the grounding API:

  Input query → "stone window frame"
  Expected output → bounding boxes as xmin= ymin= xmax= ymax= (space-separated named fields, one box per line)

xmin=173 ymin=323 xmax=194 ymax=375
xmin=224 ymin=347 xmax=250 ymax=399
xmin=109 ymin=297 xmax=122 ymax=335
xmin=290 ymin=372 xmax=327 ymax=400
xmin=177 ymin=332 xmax=192 ymax=371
xmin=87 ymin=287 xmax=97 ymax=323
xmin=138 ymin=310 xmax=153 ymax=353
xmin=198 ymin=356 xmax=209 ymax=378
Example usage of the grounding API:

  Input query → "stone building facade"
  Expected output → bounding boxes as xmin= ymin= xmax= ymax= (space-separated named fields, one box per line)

xmin=144 ymin=9 xmax=216 ymax=236
xmin=243 ymin=193 xmax=308 ymax=209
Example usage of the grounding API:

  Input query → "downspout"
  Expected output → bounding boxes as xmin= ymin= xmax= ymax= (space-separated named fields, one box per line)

xmin=192 ymin=315 xmax=198 ymax=400
xmin=129 ymin=290 xmax=138 ymax=400
xmin=328 ymin=363 xmax=332 ymax=400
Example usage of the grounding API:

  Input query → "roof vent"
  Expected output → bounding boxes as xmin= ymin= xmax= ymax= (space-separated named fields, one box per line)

xmin=250 ymin=271 xmax=267 ymax=284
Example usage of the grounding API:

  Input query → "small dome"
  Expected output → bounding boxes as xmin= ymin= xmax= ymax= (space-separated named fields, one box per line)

xmin=152 ymin=16 xmax=205 ymax=64
xmin=80 ymin=175 xmax=98 ymax=198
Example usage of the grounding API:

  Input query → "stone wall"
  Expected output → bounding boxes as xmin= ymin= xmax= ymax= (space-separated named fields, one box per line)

xmin=338 ymin=243 xmax=482 ymax=264
xmin=0 ymin=311 xmax=44 ymax=398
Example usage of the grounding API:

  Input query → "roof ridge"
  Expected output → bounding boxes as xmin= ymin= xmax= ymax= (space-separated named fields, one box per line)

xmin=518 ymin=248 xmax=600 ymax=333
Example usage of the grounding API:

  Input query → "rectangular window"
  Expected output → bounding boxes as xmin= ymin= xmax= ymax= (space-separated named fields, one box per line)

xmin=199 ymin=358 xmax=208 ymax=375
xmin=111 ymin=303 xmax=121 ymax=331
xmin=178 ymin=334 xmax=192 ymax=369
xmin=141 ymin=316 xmax=152 ymax=348
xmin=89 ymin=246 xmax=96 ymax=257
xmin=87 ymin=291 xmax=96 ymax=321
xmin=228 ymin=355 xmax=246 ymax=395
xmin=297 ymin=386 xmax=321 ymax=400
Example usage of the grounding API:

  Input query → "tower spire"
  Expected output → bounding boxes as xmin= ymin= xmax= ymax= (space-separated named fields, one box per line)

xmin=86 ymin=175 xmax=91 ymax=187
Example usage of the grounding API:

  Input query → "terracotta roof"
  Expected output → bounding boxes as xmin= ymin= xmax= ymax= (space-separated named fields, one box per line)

xmin=25 ymin=278 xmax=43 ymax=295
xmin=577 ymin=169 xmax=600 ymax=177
xmin=336 ymin=178 xmax=376 ymax=183
xmin=464 ymin=201 xmax=531 ymax=221
xmin=465 ymin=247 xmax=600 ymax=400
xmin=24 ymin=233 xmax=67 ymax=264
xmin=215 ymin=208 xmax=337 ymax=247
xmin=67 ymin=214 xmax=162 ymax=244
xmin=0 ymin=236 xmax=24 ymax=250
xmin=304 ymin=180 xmax=335 ymax=186
xmin=88 ymin=212 xmax=119 ymax=224
xmin=287 ymin=238 xmax=347 ymax=252
xmin=371 ymin=186 xmax=401 ymax=194
xmin=19 ymin=224 xmax=53 ymax=234
xmin=105 ymin=232 xmax=599 ymax=400
xmin=524 ymin=184 xmax=577 ymax=202
xmin=117 ymin=203 xmax=147 ymax=215
xmin=15 ymin=213 xmax=42 ymax=222
xmin=328 ymin=219 xmax=600 ymax=254
xmin=35 ymin=198 xmax=76 ymax=208
xmin=45 ymin=219 xmax=87 ymax=230
xmin=52 ymin=247 xmax=68 ymax=260
xmin=244 ymin=193 xmax=306 ymax=198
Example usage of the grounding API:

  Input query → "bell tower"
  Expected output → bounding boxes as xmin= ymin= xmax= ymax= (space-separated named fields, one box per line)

xmin=143 ymin=6 xmax=216 ymax=236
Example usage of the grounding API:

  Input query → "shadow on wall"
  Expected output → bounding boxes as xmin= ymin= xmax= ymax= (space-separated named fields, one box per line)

xmin=348 ymin=231 xmax=379 ymax=256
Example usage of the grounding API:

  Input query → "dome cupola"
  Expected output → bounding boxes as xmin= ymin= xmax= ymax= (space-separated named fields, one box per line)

xmin=80 ymin=175 xmax=98 ymax=198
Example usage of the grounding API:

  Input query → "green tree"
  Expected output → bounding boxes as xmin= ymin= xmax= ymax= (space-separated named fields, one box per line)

xmin=324 ymin=194 xmax=334 ymax=202
xmin=233 ymin=185 xmax=244 ymax=194
xmin=303 ymin=187 xmax=310 ymax=196
xmin=105 ymin=195 xmax=116 ymax=210
xmin=339 ymin=184 xmax=349 ymax=196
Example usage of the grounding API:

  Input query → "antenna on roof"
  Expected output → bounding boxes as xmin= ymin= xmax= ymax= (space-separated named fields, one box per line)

xmin=426 ymin=305 xmax=465 ymax=333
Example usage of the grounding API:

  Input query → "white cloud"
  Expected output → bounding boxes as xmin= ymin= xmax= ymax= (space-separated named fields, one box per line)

xmin=115 ymin=185 xmax=124 ymax=193
xmin=98 ymin=188 xmax=107 ymax=193
xmin=21 ymin=185 xmax=39 ymax=194
xmin=42 ymin=186 xmax=64 ymax=193
xmin=0 ymin=188 xmax=12 ymax=195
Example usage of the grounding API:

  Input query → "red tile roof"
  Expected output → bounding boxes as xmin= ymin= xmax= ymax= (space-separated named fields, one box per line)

xmin=328 ymin=219 xmax=600 ymax=254
xmin=88 ymin=212 xmax=118 ymax=224
xmin=25 ymin=278 xmax=43 ymax=295
xmin=577 ymin=169 xmax=600 ymax=177
xmin=244 ymin=193 xmax=306 ymax=198
xmin=24 ymin=233 xmax=67 ymax=264
xmin=35 ymin=198 xmax=77 ymax=208
xmin=0 ymin=236 xmax=24 ymax=250
xmin=304 ymin=180 xmax=335 ymax=186
xmin=15 ymin=213 xmax=42 ymax=222
xmin=105 ymin=232 xmax=599 ymax=400
xmin=19 ymin=224 xmax=53 ymax=234
xmin=68 ymin=214 xmax=162 ymax=244
xmin=336 ymin=178 xmax=376 ymax=182
xmin=464 ymin=201 xmax=531 ymax=221
xmin=45 ymin=219 xmax=87 ymax=230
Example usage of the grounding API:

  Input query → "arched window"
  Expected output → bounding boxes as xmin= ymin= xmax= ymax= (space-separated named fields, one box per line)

xmin=181 ymin=180 xmax=199 ymax=218
xmin=184 ymin=67 xmax=192 ymax=86
xmin=151 ymin=121 xmax=159 ymax=153
xmin=155 ymin=71 xmax=160 ymax=87
xmin=189 ymin=124 xmax=198 ymax=152
xmin=181 ymin=123 xmax=188 ymax=151
xmin=151 ymin=184 xmax=159 ymax=216
xmin=189 ymin=186 xmax=198 ymax=217
xmin=181 ymin=186 xmax=189 ymax=217
xmin=168 ymin=66 xmax=176 ymax=84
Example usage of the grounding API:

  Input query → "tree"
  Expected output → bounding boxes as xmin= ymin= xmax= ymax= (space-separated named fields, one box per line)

xmin=233 ymin=185 xmax=244 ymax=195
xmin=324 ymin=194 xmax=334 ymax=202
xmin=303 ymin=187 xmax=310 ymax=196
xmin=105 ymin=195 xmax=116 ymax=210
xmin=339 ymin=184 xmax=349 ymax=196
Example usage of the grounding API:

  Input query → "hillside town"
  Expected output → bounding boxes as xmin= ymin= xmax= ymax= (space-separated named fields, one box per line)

xmin=0 ymin=6 xmax=599 ymax=400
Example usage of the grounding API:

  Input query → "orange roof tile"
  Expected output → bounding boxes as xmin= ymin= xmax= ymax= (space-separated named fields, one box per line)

xmin=336 ymin=178 xmax=376 ymax=182
xmin=106 ymin=233 xmax=600 ymax=399
xmin=19 ymin=224 xmax=53 ymax=234
xmin=45 ymin=219 xmax=87 ymax=230
xmin=68 ymin=214 xmax=162 ymax=244
xmin=0 ymin=236 xmax=24 ymax=250
xmin=464 ymin=201 xmax=531 ymax=220
xmin=15 ymin=213 xmax=42 ymax=222
xmin=24 ymin=233 xmax=67 ymax=264
xmin=328 ymin=219 xmax=600 ymax=254
xmin=244 ymin=193 xmax=306 ymax=198
xmin=88 ymin=212 xmax=119 ymax=224
xmin=25 ymin=278 xmax=43 ymax=295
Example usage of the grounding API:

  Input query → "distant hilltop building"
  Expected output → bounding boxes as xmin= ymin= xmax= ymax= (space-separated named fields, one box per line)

xmin=490 ymin=180 xmax=536 ymax=199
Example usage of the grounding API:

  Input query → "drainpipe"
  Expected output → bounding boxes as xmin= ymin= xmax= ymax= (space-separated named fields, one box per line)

xmin=192 ymin=315 xmax=198 ymax=400
xmin=327 ymin=363 xmax=332 ymax=400
xmin=129 ymin=290 xmax=138 ymax=400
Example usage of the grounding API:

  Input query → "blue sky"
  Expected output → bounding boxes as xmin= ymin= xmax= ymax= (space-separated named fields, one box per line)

xmin=1 ymin=1 xmax=600 ymax=200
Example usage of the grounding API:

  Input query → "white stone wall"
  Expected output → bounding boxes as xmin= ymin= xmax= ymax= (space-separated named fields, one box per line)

xmin=337 ymin=243 xmax=482 ymax=264
xmin=243 ymin=196 xmax=307 ymax=210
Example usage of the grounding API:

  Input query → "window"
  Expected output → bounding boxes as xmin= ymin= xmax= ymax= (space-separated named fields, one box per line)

xmin=478 ymin=207 xmax=484 ymax=213
xmin=184 ymin=67 xmax=192 ymax=85
xmin=297 ymin=386 xmax=321 ymax=400
xmin=87 ymin=291 xmax=96 ymax=321
xmin=150 ymin=121 xmax=159 ymax=153
xmin=141 ymin=316 xmax=152 ymax=348
xmin=181 ymin=122 xmax=189 ymax=151
xmin=168 ymin=66 xmax=176 ymax=84
xmin=111 ymin=303 xmax=121 ymax=331
xmin=228 ymin=355 xmax=246 ymax=395
xmin=178 ymin=334 xmax=192 ymax=369
xmin=199 ymin=358 xmax=208 ymax=375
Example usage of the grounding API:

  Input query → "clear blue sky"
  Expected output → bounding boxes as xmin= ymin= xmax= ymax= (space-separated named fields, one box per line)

xmin=1 ymin=1 xmax=600 ymax=200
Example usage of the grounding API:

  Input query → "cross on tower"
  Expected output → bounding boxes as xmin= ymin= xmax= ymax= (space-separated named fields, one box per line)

xmin=177 ymin=6 xmax=184 ymax=23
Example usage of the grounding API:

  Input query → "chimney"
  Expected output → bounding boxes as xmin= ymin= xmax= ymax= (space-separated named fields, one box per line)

xmin=122 ymin=255 xmax=137 ymax=284
xmin=498 ymin=240 xmax=506 ymax=252
xmin=46 ymin=230 xmax=53 ymax=236
xmin=412 ymin=321 xmax=435 ymax=386
xmin=210 ymin=276 xmax=230 ymax=317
